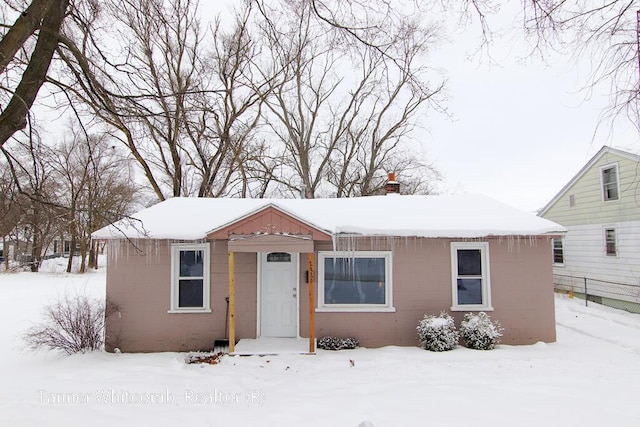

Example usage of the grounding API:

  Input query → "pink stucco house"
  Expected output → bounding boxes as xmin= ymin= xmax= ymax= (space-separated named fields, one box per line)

xmin=93 ymin=189 xmax=565 ymax=353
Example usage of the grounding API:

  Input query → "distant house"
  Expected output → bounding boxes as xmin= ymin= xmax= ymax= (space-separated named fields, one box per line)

xmin=93 ymin=183 xmax=564 ymax=353
xmin=539 ymin=146 xmax=640 ymax=311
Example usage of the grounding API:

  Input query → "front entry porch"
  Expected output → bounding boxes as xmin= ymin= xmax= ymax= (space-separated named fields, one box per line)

xmin=206 ymin=204 xmax=335 ymax=355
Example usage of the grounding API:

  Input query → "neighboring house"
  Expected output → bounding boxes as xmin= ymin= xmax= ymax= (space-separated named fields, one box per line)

xmin=93 ymin=185 xmax=564 ymax=353
xmin=0 ymin=238 xmax=27 ymax=263
xmin=539 ymin=146 xmax=640 ymax=310
xmin=48 ymin=238 xmax=78 ymax=258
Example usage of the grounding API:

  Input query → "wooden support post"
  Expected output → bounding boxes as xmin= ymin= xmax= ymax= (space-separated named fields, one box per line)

xmin=307 ymin=253 xmax=315 ymax=353
xmin=228 ymin=252 xmax=236 ymax=353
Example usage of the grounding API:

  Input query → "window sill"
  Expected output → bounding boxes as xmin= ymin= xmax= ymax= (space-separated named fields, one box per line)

xmin=553 ymin=263 xmax=565 ymax=267
xmin=167 ymin=308 xmax=212 ymax=314
xmin=450 ymin=306 xmax=494 ymax=312
xmin=315 ymin=306 xmax=396 ymax=313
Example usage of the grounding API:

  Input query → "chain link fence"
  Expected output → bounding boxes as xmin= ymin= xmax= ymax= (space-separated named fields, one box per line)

xmin=554 ymin=274 xmax=640 ymax=314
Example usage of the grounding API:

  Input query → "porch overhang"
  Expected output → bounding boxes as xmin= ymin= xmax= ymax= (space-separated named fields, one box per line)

xmin=227 ymin=233 xmax=314 ymax=253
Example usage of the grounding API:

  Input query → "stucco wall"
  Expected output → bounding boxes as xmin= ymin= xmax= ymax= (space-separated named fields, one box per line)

xmin=105 ymin=236 xmax=556 ymax=352
xmin=304 ymin=238 xmax=556 ymax=347
xmin=105 ymin=240 xmax=256 ymax=352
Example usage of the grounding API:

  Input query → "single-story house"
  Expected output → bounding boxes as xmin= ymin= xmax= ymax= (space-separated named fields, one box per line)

xmin=93 ymin=186 xmax=565 ymax=353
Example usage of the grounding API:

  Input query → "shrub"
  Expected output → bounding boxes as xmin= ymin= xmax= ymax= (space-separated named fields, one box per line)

xmin=459 ymin=312 xmax=503 ymax=350
xmin=416 ymin=311 xmax=459 ymax=351
xmin=23 ymin=295 xmax=119 ymax=355
xmin=317 ymin=336 xmax=359 ymax=350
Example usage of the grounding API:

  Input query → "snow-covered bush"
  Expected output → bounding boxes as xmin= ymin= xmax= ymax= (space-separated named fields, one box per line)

xmin=416 ymin=312 xmax=459 ymax=352
xmin=459 ymin=312 xmax=503 ymax=350
xmin=23 ymin=295 xmax=119 ymax=355
xmin=317 ymin=336 xmax=359 ymax=350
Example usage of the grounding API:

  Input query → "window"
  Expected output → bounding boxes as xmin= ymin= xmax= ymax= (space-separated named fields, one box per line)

xmin=605 ymin=228 xmax=617 ymax=257
xmin=317 ymin=251 xmax=393 ymax=312
xmin=552 ymin=238 xmax=564 ymax=265
xmin=170 ymin=243 xmax=210 ymax=312
xmin=267 ymin=252 xmax=291 ymax=262
xmin=569 ymin=195 xmax=575 ymax=207
xmin=451 ymin=242 xmax=492 ymax=311
xmin=601 ymin=164 xmax=619 ymax=201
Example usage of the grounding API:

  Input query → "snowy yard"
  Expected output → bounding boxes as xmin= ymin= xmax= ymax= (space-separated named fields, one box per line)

xmin=0 ymin=263 xmax=639 ymax=426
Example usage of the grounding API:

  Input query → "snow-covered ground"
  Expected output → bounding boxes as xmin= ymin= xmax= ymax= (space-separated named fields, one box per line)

xmin=1 ymin=261 xmax=639 ymax=426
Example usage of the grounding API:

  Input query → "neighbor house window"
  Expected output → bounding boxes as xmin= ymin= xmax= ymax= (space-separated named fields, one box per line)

xmin=605 ymin=228 xmax=617 ymax=257
xmin=451 ymin=242 xmax=492 ymax=311
xmin=601 ymin=164 xmax=619 ymax=201
xmin=317 ymin=251 xmax=393 ymax=312
xmin=170 ymin=243 xmax=210 ymax=312
xmin=552 ymin=238 xmax=564 ymax=265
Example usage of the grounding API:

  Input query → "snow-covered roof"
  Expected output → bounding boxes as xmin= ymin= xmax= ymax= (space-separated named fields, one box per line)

xmin=92 ymin=194 xmax=566 ymax=240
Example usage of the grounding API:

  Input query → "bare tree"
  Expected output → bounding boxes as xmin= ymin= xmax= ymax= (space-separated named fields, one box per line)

xmin=51 ymin=128 xmax=137 ymax=272
xmin=1 ymin=134 xmax=62 ymax=271
xmin=47 ymin=0 xmax=277 ymax=200
xmin=0 ymin=163 xmax=23 ymax=269
xmin=258 ymin=0 xmax=443 ymax=198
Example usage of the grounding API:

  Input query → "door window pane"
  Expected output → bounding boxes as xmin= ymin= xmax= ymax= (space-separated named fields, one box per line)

xmin=267 ymin=252 xmax=292 ymax=262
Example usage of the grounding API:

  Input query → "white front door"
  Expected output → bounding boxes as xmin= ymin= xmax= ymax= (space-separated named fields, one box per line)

xmin=260 ymin=252 xmax=298 ymax=337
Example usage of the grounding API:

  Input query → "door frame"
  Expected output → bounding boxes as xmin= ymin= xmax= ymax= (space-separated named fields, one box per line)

xmin=256 ymin=252 xmax=300 ymax=338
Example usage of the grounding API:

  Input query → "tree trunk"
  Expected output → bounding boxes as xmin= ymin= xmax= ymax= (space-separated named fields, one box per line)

xmin=79 ymin=238 xmax=87 ymax=273
xmin=0 ymin=0 xmax=70 ymax=146
xmin=66 ymin=236 xmax=76 ymax=273
xmin=88 ymin=239 xmax=96 ymax=270
xmin=2 ymin=235 xmax=8 ymax=270
xmin=30 ymin=224 xmax=39 ymax=272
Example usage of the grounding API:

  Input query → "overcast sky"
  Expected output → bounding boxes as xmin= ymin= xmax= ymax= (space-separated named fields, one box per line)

xmin=421 ymin=5 xmax=638 ymax=213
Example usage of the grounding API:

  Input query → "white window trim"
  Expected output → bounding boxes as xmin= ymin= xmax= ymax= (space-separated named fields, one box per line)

xmin=600 ymin=163 xmax=620 ymax=202
xmin=552 ymin=238 xmax=565 ymax=267
xmin=168 ymin=243 xmax=211 ymax=313
xmin=450 ymin=242 xmax=493 ymax=311
xmin=604 ymin=227 xmax=617 ymax=258
xmin=317 ymin=250 xmax=394 ymax=312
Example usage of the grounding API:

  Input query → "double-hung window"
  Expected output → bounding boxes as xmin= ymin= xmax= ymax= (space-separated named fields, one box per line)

xmin=601 ymin=164 xmax=619 ymax=201
xmin=605 ymin=228 xmax=617 ymax=257
xmin=451 ymin=242 xmax=492 ymax=311
xmin=317 ymin=251 xmax=393 ymax=312
xmin=552 ymin=238 xmax=564 ymax=265
xmin=169 ymin=243 xmax=210 ymax=313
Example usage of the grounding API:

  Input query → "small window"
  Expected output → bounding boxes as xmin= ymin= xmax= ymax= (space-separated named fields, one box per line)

xmin=267 ymin=252 xmax=291 ymax=262
xmin=318 ymin=251 xmax=393 ymax=311
xmin=451 ymin=242 xmax=492 ymax=311
xmin=569 ymin=195 xmax=575 ymax=207
xmin=170 ymin=243 xmax=210 ymax=312
xmin=601 ymin=164 xmax=619 ymax=201
xmin=552 ymin=238 xmax=564 ymax=264
xmin=605 ymin=229 xmax=617 ymax=256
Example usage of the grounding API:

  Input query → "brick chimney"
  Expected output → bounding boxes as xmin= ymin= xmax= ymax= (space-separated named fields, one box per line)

xmin=385 ymin=172 xmax=400 ymax=195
